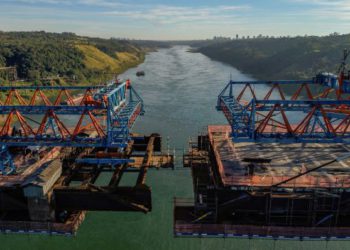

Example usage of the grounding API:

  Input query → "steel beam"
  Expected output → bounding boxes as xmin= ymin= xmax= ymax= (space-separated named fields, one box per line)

xmin=54 ymin=186 xmax=152 ymax=212
xmin=0 ymin=85 xmax=105 ymax=90
xmin=0 ymin=81 xmax=144 ymax=174
xmin=217 ymin=78 xmax=350 ymax=143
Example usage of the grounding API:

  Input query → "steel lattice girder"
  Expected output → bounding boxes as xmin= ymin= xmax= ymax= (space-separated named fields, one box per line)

xmin=76 ymin=158 xmax=135 ymax=165
xmin=0 ymin=86 xmax=106 ymax=90
xmin=0 ymin=106 xmax=105 ymax=114
xmin=0 ymin=81 xmax=144 ymax=148
xmin=217 ymin=80 xmax=350 ymax=143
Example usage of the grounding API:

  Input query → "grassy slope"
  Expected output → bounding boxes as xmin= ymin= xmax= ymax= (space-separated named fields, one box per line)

xmin=76 ymin=44 xmax=122 ymax=71
xmin=76 ymin=44 xmax=145 ymax=74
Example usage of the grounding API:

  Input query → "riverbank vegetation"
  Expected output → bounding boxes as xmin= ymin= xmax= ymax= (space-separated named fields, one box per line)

xmin=194 ymin=33 xmax=350 ymax=80
xmin=0 ymin=31 xmax=146 ymax=84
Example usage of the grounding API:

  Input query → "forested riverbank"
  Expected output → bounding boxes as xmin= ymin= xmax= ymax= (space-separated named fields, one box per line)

xmin=0 ymin=31 xmax=146 ymax=84
xmin=194 ymin=34 xmax=350 ymax=80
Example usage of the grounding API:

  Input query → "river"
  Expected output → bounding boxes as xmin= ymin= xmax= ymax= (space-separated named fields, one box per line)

xmin=0 ymin=46 xmax=348 ymax=250
xmin=121 ymin=45 xmax=251 ymax=149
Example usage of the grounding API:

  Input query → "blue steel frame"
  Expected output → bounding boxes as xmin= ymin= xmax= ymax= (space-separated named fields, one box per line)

xmin=0 ymin=81 xmax=144 ymax=175
xmin=0 ymin=81 xmax=143 ymax=148
xmin=0 ymin=85 xmax=106 ymax=90
xmin=217 ymin=80 xmax=350 ymax=144
xmin=0 ymin=146 xmax=15 ymax=175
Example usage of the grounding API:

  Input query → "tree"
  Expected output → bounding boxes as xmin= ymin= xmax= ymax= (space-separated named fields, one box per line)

xmin=0 ymin=31 xmax=144 ymax=83
xmin=27 ymin=69 xmax=40 ymax=80
xmin=0 ymin=55 xmax=5 ymax=67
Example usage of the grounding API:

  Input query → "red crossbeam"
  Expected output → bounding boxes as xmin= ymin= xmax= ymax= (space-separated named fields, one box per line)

xmin=36 ymin=110 xmax=71 ymax=138
xmin=54 ymin=89 xmax=75 ymax=106
xmin=87 ymin=111 xmax=106 ymax=138
xmin=0 ymin=110 xmax=35 ymax=136
xmin=291 ymin=83 xmax=313 ymax=100
xmin=1 ymin=88 xmax=81 ymax=106
xmin=235 ymin=83 xmax=336 ymax=103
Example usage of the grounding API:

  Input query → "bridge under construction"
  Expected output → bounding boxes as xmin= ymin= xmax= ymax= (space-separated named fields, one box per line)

xmin=174 ymin=51 xmax=350 ymax=240
xmin=0 ymin=80 xmax=173 ymax=235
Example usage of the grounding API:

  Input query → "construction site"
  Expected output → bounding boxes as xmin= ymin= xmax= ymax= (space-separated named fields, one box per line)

xmin=174 ymin=50 xmax=350 ymax=240
xmin=2 ymin=46 xmax=350 ymax=242
xmin=0 ymin=80 xmax=173 ymax=235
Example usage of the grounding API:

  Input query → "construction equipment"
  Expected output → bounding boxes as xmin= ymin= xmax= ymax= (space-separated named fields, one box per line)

xmin=0 ymin=80 xmax=173 ymax=235
xmin=175 ymin=50 xmax=350 ymax=240
xmin=217 ymin=50 xmax=350 ymax=144
xmin=0 ymin=80 xmax=143 ymax=174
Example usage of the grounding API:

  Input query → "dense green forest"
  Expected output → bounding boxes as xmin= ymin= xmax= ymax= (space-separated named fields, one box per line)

xmin=195 ymin=34 xmax=350 ymax=80
xmin=2 ymin=31 xmax=350 ymax=83
xmin=0 ymin=31 xmax=146 ymax=83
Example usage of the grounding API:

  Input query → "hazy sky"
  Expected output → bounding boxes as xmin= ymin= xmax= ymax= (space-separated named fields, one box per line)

xmin=0 ymin=0 xmax=349 ymax=40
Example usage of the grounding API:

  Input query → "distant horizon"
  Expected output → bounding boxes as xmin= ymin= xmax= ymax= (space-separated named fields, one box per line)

xmin=1 ymin=29 xmax=349 ymax=42
xmin=1 ymin=0 xmax=350 ymax=40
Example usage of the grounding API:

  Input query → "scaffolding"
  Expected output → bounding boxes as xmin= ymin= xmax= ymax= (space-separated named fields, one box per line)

xmin=175 ymin=126 xmax=350 ymax=240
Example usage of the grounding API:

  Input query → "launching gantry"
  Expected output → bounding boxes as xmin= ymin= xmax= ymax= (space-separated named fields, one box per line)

xmin=0 ymin=80 xmax=173 ymax=235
